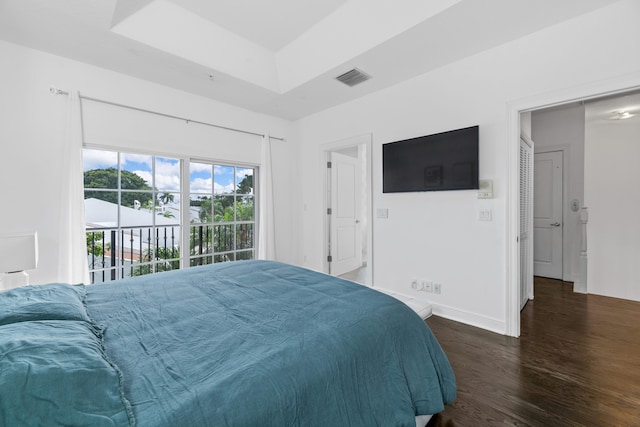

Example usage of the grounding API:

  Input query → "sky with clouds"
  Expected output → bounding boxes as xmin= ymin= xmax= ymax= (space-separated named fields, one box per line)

xmin=83 ymin=149 xmax=253 ymax=197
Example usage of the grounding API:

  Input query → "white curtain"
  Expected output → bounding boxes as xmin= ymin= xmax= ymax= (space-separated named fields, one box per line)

xmin=57 ymin=90 xmax=90 ymax=284
xmin=258 ymin=134 xmax=276 ymax=260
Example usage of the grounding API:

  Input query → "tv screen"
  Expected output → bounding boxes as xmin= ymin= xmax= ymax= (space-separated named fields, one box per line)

xmin=382 ymin=125 xmax=479 ymax=193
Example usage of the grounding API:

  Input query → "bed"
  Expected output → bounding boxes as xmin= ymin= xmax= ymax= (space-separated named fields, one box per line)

xmin=0 ymin=260 xmax=456 ymax=426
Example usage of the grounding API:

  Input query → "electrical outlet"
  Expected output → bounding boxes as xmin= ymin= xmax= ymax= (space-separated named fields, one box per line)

xmin=434 ymin=283 xmax=441 ymax=294
xmin=422 ymin=281 xmax=433 ymax=293
xmin=411 ymin=279 xmax=419 ymax=290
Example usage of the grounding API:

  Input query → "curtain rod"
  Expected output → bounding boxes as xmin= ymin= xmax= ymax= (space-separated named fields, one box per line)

xmin=49 ymin=87 xmax=285 ymax=142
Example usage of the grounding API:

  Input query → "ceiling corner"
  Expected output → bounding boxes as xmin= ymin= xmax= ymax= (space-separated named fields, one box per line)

xmin=111 ymin=0 xmax=155 ymax=28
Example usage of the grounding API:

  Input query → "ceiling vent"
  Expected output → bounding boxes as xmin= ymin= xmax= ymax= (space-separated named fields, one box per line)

xmin=335 ymin=68 xmax=371 ymax=87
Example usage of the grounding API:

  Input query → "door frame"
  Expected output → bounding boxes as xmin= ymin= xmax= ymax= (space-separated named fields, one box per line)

xmin=321 ymin=133 xmax=373 ymax=286
xmin=534 ymin=145 xmax=571 ymax=282
xmin=506 ymin=72 xmax=640 ymax=337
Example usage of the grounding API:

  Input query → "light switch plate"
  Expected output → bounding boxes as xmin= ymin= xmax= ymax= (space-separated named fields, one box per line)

xmin=479 ymin=209 xmax=492 ymax=221
xmin=376 ymin=208 xmax=389 ymax=219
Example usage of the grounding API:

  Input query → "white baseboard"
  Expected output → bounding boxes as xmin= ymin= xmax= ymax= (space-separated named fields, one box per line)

xmin=374 ymin=288 xmax=433 ymax=319
xmin=573 ymin=281 xmax=587 ymax=294
xmin=373 ymin=287 xmax=506 ymax=334
xmin=431 ymin=303 xmax=506 ymax=335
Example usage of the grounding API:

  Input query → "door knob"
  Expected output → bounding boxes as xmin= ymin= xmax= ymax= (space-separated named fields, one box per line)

xmin=355 ymin=219 xmax=361 ymax=224
xmin=550 ymin=222 xmax=561 ymax=227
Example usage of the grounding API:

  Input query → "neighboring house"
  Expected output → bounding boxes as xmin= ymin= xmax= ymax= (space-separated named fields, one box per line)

xmin=84 ymin=198 xmax=184 ymax=281
xmin=84 ymin=197 xmax=199 ymax=230
xmin=84 ymin=198 xmax=209 ymax=280
xmin=84 ymin=197 xmax=184 ymax=261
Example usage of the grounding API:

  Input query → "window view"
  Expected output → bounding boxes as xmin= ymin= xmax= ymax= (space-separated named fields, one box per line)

xmin=83 ymin=149 xmax=256 ymax=284
xmin=189 ymin=162 xmax=255 ymax=266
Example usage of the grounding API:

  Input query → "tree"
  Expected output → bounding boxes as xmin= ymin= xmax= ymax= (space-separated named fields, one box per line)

xmin=159 ymin=193 xmax=175 ymax=204
xmin=86 ymin=231 xmax=113 ymax=271
xmin=86 ymin=231 xmax=104 ymax=256
xmin=214 ymin=197 xmax=231 ymax=222
xmin=236 ymin=199 xmax=254 ymax=221
xmin=141 ymin=198 xmax=155 ymax=211
xmin=84 ymin=168 xmax=153 ymax=207
xmin=132 ymin=246 xmax=180 ymax=276
xmin=237 ymin=174 xmax=253 ymax=194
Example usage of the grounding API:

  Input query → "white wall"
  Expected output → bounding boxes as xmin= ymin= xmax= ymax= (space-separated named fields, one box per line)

xmin=0 ymin=40 xmax=297 ymax=285
xmin=585 ymin=110 xmax=640 ymax=301
xmin=295 ymin=0 xmax=640 ymax=333
xmin=531 ymin=103 xmax=586 ymax=283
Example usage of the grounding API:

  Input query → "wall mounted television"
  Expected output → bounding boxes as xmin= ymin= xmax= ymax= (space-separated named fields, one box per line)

xmin=382 ymin=125 xmax=479 ymax=193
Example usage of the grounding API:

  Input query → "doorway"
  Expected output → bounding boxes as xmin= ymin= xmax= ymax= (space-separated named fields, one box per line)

xmin=322 ymin=134 xmax=373 ymax=286
xmin=509 ymin=77 xmax=640 ymax=337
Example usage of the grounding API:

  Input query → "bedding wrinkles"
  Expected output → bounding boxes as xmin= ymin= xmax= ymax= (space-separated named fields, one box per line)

xmin=84 ymin=260 xmax=455 ymax=427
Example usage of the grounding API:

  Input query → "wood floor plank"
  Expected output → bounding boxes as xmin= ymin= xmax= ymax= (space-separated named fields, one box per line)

xmin=426 ymin=277 xmax=640 ymax=427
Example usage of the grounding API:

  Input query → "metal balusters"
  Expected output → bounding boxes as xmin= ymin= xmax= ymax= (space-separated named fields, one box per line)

xmin=171 ymin=227 xmax=176 ymax=268
xmin=198 ymin=226 xmax=204 ymax=265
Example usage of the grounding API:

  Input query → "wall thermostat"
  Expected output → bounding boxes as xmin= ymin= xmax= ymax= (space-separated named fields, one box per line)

xmin=477 ymin=179 xmax=493 ymax=199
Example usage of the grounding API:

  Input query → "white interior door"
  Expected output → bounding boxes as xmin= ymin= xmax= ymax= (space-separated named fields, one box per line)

xmin=330 ymin=152 xmax=361 ymax=276
xmin=533 ymin=151 xmax=563 ymax=279
xmin=519 ymin=137 xmax=533 ymax=309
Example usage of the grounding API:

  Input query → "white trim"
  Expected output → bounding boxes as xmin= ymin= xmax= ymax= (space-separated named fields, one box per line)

xmin=84 ymin=142 xmax=260 ymax=170
xmin=373 ymin=287 xmax=433 ymax=319
xmin=506 ymin=105 xmax=521 ymax=337
xmin=575 ymin=207 xmax=589 ymax=294
xmin=520 ymin=131 xmax=534 ymax=149
xmin=432 ymin=303 xmax=506 ymax=335
xmin=180 ymin=160 xmax=190 ymax=270
xmin=321 ymin=134 xmax=373 ymax=287
xmin=506 ymin=71 xmax=640 ymax=337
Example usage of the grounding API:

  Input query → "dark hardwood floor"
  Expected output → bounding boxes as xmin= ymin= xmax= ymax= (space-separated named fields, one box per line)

xmin=425 ymin=277 xmax=640 ymax=426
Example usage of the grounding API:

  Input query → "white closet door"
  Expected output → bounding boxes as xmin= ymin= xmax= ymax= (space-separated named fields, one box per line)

xmin=519 ymin=137 xmax=533 ymax=310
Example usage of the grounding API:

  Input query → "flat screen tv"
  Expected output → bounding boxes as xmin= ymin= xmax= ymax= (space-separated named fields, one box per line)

xmin=382 ymin=125 xmax=479 ymax=193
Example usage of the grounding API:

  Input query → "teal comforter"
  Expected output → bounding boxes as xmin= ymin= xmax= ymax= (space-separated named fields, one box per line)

xmin=0 ymin=260 xmax=455 ymax=426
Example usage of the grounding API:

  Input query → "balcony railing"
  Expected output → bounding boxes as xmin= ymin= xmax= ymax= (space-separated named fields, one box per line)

xmin=87 ymin=223 xmax=254 ymax=284
xmin=188 ymin=223 xmax=254 ymax=266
